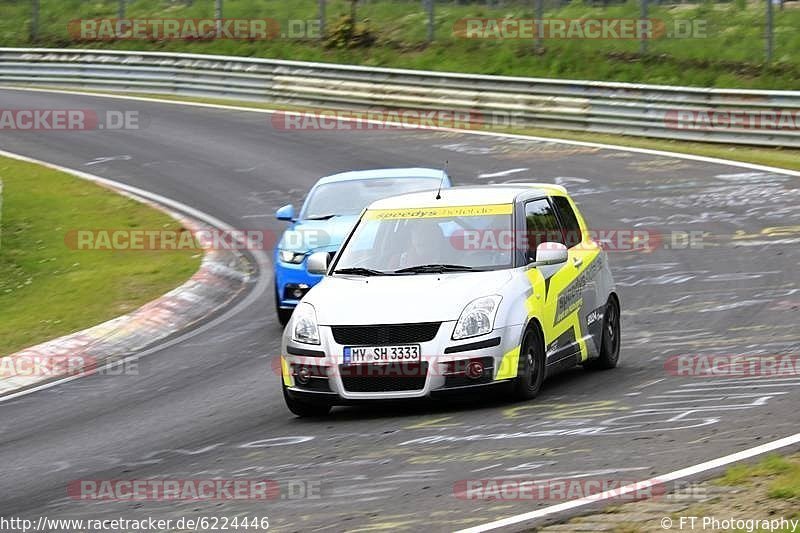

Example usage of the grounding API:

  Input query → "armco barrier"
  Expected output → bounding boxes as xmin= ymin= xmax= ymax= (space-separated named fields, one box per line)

xmin=0 ymin=48 xmax=798 ymax=147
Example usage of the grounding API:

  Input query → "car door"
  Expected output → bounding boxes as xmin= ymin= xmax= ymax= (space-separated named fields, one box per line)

xmin=523 ymin=198 xmax=582 ymax=365
xmin=551 ymin=194 xmax=605 ymax=362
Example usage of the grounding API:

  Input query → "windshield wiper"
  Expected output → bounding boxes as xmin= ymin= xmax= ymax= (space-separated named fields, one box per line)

xmin=304 ymin=213 xmax=339 ymax=220
xmin=333 ymin=267 xmax=389 ymax=276
xmin=393 ymin=264 xmax=483 ymax=274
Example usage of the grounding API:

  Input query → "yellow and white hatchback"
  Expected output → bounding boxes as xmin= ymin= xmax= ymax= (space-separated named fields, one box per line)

xmin=280 ymin=185 xmax=620 ymax=417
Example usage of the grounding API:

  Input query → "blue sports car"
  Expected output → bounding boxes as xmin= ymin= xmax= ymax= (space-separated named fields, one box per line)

xmin=273 ymin=168 xmax=451 ymax=324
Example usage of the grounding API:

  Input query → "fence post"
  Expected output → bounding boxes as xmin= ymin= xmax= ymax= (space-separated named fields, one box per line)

xmin=215 ymin=0 xmax=223 ymax=38
xmin=765 ymin=0 xmax=774 ymax=63
xmin=318 ymin=0 xmax=326 ymax=38
xmin=425 ymin=0 xmax=435 ymax=43
xmin=640 ymin=0 xmax=648 ymax=55
xmin=30 ymin=0 xmax=39 ymax=42
xmin=118 ymin=0 xmax=126 ymax=19
xmin=535 ymin=0 xmax=544 ymax=53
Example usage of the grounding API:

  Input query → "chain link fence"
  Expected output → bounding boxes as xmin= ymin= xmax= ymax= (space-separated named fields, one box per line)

xmin=2 ymin=0 xmax=797 ymax=86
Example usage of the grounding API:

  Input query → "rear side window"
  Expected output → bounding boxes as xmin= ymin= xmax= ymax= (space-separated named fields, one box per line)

xmin=524 ymin=199 xmax=564 ymax=260
xmin=552 ymin=196 xmax=582 ymax=248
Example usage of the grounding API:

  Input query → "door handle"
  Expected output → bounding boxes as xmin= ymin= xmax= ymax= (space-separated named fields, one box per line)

xmin=572 ymin=256 xmax=583 ymax=268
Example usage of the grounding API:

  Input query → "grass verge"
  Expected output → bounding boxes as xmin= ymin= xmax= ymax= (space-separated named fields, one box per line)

xmin=540 ymin=453 xmax=800 ymax=532
xmin=0 ymin=155 xmax=201 ymax=355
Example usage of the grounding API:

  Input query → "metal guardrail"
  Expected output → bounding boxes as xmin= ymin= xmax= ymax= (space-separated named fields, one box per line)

xmin=1 ymin=48 xmax=798 ymax=147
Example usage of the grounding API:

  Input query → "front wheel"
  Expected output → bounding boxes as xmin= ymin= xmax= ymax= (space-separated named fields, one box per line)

xmin=511 ymin=326 xmax=545 ymax=401
xmin=585 ymin=296 xmax=620 ymax=370
xmin=282 ymin=384 xmax=331 ymax=417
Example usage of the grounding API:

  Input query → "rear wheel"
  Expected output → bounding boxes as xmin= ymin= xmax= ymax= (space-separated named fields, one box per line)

xmin=282 ymin=383 xmax=331 ymax=417
xmin=585 ymin=296 xmax=621 ymax=370
xmin=511 ymin=325 xmax=545 ymax=401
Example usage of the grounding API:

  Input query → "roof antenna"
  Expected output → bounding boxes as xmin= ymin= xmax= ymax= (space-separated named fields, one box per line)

xmin=436 ymin=161 xmax=448 ymax=200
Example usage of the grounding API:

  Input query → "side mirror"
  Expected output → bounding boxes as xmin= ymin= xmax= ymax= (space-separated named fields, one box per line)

xmin=532 ymin=242 xmax=568 ymax=265
xmin=307 ymin=251 xmax=330 ymax=275
xmin=275 ymin=204 xmax=295 ymax=221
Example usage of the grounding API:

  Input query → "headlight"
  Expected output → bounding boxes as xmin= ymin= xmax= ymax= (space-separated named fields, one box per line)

xmin=279 ymin=250 xmax=306 ymax=264
xmin=452 ymin=295 xmax=502 ymax=340
xmin=291 ymin=302 xmax=320 ymax=345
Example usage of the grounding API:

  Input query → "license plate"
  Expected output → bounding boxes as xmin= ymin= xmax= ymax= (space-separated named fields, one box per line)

xmin=343 ymin=345 xmax=421 ymax=364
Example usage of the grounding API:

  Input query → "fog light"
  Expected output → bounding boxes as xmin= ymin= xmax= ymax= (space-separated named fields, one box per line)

xmin=284 ymin=283 xmax=310 ymax=301
xmin=295 ymin=367 xmax=311 ymax=385
xmin=466 ymin=360 xmax=484 ymax=379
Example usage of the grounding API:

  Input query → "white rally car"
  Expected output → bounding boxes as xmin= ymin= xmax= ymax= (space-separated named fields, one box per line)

xmin=279 ymin=185 xmax=620 ymax=416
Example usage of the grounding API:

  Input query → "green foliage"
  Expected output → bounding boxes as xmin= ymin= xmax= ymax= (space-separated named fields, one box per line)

xmin=324 ymin=14 xmax=376 ymax=49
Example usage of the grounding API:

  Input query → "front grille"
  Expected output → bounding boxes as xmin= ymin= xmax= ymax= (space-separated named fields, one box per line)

xmin=340 ymin=362 xmax=428 ymax=392
xmin=331 ymin=323 xmax=441 ymax=345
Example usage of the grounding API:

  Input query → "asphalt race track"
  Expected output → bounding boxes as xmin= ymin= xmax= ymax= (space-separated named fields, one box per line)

xmin=1 ymin=88 xmax=798 ymax=532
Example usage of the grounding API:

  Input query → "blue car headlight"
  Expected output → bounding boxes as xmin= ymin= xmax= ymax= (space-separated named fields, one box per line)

xmin=279 ymin=250 xmax=306 ymax=264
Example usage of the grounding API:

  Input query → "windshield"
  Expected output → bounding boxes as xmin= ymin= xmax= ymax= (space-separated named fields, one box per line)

xmin=333 ymin=204 xmax=514 ymax=274
xmin=301 ymin=177 xmax=442 ymax=219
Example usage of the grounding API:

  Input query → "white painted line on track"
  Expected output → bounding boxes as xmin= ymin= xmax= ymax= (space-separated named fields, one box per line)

xmin=455 ymin=432 xmax=800 ymax=533
xmin=478 ymin=168 xmax=530 ymax=178
xmin=0 ymin=148 xmax=271 ymax=404
xmin=1 ymin=85 xmax=799 ymax=178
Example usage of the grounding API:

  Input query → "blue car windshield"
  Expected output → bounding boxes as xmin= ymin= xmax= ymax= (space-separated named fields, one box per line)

xmin=301 ymin=177 xmax=441 ymax=219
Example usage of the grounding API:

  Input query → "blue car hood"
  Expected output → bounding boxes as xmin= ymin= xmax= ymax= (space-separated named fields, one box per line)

xmin=278 ymin=215 xmax=359 ymax=253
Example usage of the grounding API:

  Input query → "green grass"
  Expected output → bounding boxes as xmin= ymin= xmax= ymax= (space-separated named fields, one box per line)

xmin=718 ymin=453 xmax=800 ymax=500
xmin=0 ymin=156 xmax=201 ymax=356
xmin=1 ymin=0 xmax=799 ymax=89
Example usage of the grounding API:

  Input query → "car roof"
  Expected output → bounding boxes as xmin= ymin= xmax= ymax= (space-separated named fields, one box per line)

xmin=367 ymin=184 xmax=568 ymax=210
xmin=316 ymin=168 xmax=446 ymax=185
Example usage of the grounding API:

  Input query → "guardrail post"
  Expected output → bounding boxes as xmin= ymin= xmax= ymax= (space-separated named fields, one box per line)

xmin=30 ymin=0 xmax=39 ymax=42
xmin=766 ymin=0 xmax=774 ymax=63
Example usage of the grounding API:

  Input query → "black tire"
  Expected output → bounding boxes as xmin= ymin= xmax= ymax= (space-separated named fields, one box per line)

xmin=282 ymin=384 xmax=332 ymax=417
xmin=511 ymin=325 xmax=546 ymax=401
xmin=275 ymin=280 xmax=293 ymax=326
xmin=585 ymin=295 xmax=621 ymax=370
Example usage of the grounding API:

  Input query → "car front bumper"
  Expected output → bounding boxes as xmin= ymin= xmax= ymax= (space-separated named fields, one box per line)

xmin=280 ymin=322 xmax=524 ymax=402
xmin=274 ymin=258 xmax=323 ymax=309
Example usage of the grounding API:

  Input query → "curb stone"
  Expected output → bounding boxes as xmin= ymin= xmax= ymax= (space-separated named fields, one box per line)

xmin=0 ymin=188 xmax=252 ymax=397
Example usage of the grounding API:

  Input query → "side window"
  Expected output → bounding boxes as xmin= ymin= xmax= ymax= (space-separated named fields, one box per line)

xmin=552 ymin=196 xmax=582 ymax=248
xmin=524 ymin=199 xmax=564 ymax=260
